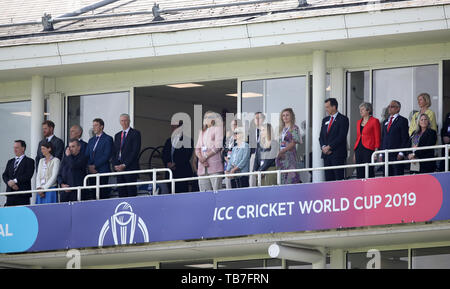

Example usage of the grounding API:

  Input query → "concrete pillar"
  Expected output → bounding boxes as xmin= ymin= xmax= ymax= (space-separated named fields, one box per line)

xmin=48 ymin=92 xmax=64 ymax=140
xmin=312 ymin=247 xmax=327 ymax=269
xmin=329 ymin=249 xmax=346 ymax=269
xmin=30 ymin=75 xmax=45 ymax=160
xmin=312 ymin=50 xmax=326 ymax=183
xmin=330 ymin=67 xmax=345 ymax=107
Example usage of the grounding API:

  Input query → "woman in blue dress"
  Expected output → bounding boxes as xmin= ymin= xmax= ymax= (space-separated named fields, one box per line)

xmin=36 ymin=141 xmax=60 ymax=204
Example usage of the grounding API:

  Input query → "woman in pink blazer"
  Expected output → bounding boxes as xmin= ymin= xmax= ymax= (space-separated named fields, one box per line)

xmin=195 ymin=111 xmax=224 ymax=191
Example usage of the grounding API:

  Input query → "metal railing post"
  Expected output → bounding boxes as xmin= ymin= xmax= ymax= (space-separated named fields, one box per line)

xmin=257 ymin=171 xmax=262 ymax=187
xmin=152 ymin=170 xmax=157 ymax=196
xmin=384 ymin=151 xmax=389 ymax=177
xmin=77 ymin=187 xmax=82 ymax=202
xmin=364 ymin=163 xmax=369 ymax=179
xmin=446 ymin=144 xmax=449 ymax=172
xmin=277 ymin=171 xmax=281 ymax=185
xmin=95 ymin=174 xmax=100 ymax=200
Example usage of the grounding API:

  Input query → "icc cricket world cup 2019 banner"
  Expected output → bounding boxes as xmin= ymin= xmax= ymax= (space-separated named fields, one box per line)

xmin=1 ymin=172 xmax=450 ymax=253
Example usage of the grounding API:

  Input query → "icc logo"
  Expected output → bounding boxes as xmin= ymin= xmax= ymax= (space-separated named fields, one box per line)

xmin=98 ymin=202 xmax=149 ymax=246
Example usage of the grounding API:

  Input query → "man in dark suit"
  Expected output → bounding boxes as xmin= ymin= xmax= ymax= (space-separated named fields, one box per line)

xmin=162 ymin=120 xmax=193 ymax=193
xmin=112 ymin=113 xmax=142 ymax=198
xmin=319 ymin=98 xmax=349 ymax=181
xmin=58 ymin=139 xmax=88 ymax=202
xmin=86 ymin=118 xmax=113 ymax=199
xmin=2 ymin=140 xmax=35 ymax=206
xmin=379 ymin=100 xmax=410 ymax=176
xmin=67 ymin=124 xmax=87 ymax=157
xmin=36 ymin=120 xmax=64 ymax=168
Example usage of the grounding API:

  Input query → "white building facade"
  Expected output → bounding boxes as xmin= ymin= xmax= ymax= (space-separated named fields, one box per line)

xmin=0 ymin=0 xmax=450 ymax=269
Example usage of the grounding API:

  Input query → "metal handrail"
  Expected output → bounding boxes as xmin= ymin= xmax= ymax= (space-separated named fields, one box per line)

xmin=1 ymin=144 xmax=448 ymax=205
xmin=371 ymin=144 xmax=450 ymax=176
xmin=83 ymin=168 xmax=173 ymax=199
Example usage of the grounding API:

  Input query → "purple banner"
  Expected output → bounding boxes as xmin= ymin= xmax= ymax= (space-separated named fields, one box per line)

xmin=1 ymin=172 xmax=450 ymax=253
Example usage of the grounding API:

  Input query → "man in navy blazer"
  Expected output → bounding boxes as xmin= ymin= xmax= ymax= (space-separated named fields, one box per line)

xmin=379 ymin=100 xmax=410 ymax=176
xmin=2 ymin=140 xmax=35 ymax=206
xmin=85 ymin=118 xmax=113 ymax=199
xmin=319 ymin=98 xmax=349 ymax=181
xmin=58 ymin=139 xmax=88 ymax=202
xmin=36 ymin=120 xmax=65 ymax=169
xmin=112 ymin=113 xmax=142 ymax=198
xmin=66 ymin=124 xmax=87 ymax=157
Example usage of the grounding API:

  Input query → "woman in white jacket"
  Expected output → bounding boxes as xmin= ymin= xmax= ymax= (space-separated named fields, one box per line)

xmin=35 ymin=141 xmax=60 ymax=204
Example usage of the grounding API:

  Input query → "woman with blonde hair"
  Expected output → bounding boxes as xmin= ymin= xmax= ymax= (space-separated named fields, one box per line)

xmin=407 ymin=113 xmax=437 ymax=173
xmin=409 ymin=93 xmax=437 ymax=136
xmin=254 ymin=123 xmax=279 ymax=186
xmin=276 ymin=108 xmax=302 ymax=184
xmin=195 ymin=111 xmax=224 ymax=191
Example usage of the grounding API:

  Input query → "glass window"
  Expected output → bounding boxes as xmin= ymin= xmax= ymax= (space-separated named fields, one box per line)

xmin=241 ymin=76 xmax=309 ymax=179
xmin=0 ymin=101 xmax=32 ymax=205
xmin=373 ymin=65 xmax=439 ymax=126
xmin=347 ymin=249 xmax=408 ymax=269
xmin=217 ymin=258 xmax=281 ymax=269
xmin=286 ymin=260 xmax=312 ymax=269
xmin=67 ymin=91 xmax=130 ymax=142
xmin=347 ymin=71 xmax=370 ymax=177
xmin=412 ymin=246 xmax=450 ymax=269
xmin=241 ymin=80 xmax=264 ymax=115
xmin=160 ymin=259 xmax=214 ymax=269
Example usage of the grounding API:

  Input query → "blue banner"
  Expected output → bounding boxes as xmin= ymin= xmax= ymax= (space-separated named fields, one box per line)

xmin=1 ymin=172 xmax=450 ymax=253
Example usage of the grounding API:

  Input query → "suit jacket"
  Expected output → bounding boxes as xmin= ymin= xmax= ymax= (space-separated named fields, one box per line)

xmin=36 ymin=135 xmax=65 ymax=167
xmin=86 ymin=133 xmax=113 ymax=173
xmin=354 ymin=117 xmax=381 ymax=151
xmin=65 ymin=139 xmax=87 ymax=158
xmin=2 ymin=155 xmax=35 ymax=203
xmin=442 ymin=112 xmax=450 ymax=142
xmin=57 ymin=153 xmax=88 ymax=187
xmin=162 ymin=134 xmax=194 ymax=178
xmin=319 ymin=112 xmax=349 ymax=160
xmin=112 ymin=128 xmax=141 ymax=171
xmin=380 ymin=114 xmax=410 ymax=156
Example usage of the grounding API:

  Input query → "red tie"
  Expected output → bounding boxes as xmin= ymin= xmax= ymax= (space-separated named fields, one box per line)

xmin=327 ymin=116 xmax=334 ymax=133
xmin=387 ymin=116 xmax=393 ymax=132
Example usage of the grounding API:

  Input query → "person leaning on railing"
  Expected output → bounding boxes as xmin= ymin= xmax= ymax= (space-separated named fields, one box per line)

xmin=406 ymin=113 xmax=437 ymax=174
xmin=254 ymin=123 xmax=279 ymax=186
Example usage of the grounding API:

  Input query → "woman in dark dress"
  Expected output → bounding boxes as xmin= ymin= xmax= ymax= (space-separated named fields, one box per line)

xmin=407 ymin=113 xmax=437 ymax=174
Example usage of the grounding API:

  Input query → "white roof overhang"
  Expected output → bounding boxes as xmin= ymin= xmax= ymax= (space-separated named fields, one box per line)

xmin=0 ymin=4 xmax=449 ymax=81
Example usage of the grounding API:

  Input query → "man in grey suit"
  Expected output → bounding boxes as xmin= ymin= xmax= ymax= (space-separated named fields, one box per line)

xmin=36 ymin=120 xmax=65 ymax=169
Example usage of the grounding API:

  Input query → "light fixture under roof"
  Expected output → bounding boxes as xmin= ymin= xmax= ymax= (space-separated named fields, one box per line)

xmin=166 ymin=83 xmax=204 ymax=88
xmin=226 ymin=92 xmax=263 ymax=98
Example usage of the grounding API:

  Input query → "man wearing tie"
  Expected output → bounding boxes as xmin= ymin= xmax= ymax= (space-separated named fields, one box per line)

xmin=36 ymin=120 xmax=65 ymax=167
xmin=67 ymin=124 xmax=87 ymax=157
xmin=319 ymin=98 xmax=349 ymax=181
xmin=86 ymin=118 xmax=113 ymax=199
xmin=2 ymin=140 xmax=35 ymax=206
xmin=112 ymin=113 xmax=141 ymax=198
xmin=379 ymin=100 xmax=410 ymax=176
